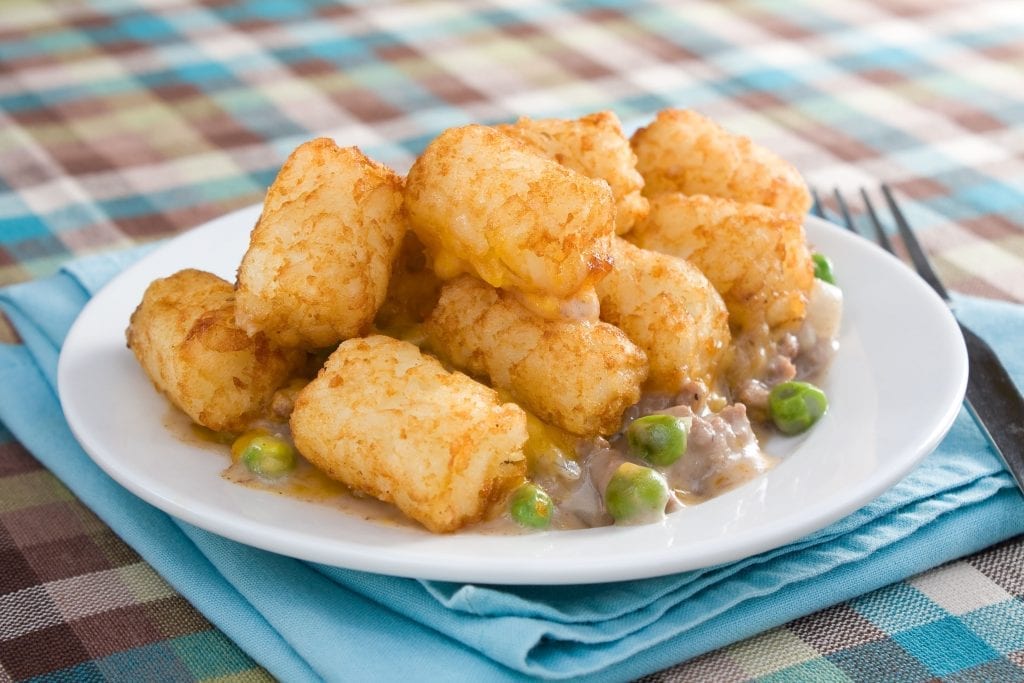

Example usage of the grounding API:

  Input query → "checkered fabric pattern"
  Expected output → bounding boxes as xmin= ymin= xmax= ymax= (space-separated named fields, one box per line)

xmin=0 ymin=424 xmax=271 ymax=682
xmin=643 ymin=541 xmax=1024 ymax=682
xmin=1 ymin=0 xmax=1023 ymax=681
xmin=2 ymin=0 xmax=1023 ymax=296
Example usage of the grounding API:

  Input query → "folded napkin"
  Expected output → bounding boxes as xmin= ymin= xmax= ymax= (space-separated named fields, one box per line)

xmin=2 ymin=249 xmax=1023 ymax=682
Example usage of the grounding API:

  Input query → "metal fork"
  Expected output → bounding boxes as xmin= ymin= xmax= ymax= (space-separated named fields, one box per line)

xmin=812 ymin=185 xmax=1024 ymax=493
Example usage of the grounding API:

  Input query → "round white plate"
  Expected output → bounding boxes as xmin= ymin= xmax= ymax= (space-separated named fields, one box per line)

xmin=57 ymin=209 xmax=967 ymax=585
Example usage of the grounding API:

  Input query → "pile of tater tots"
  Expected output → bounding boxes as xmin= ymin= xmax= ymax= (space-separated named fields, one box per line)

xmin=127 ymin=108 xmax=838 ymax=534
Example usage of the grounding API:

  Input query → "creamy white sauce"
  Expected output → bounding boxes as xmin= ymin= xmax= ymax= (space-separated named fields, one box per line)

xmin=797 ymin=279 xmax=843 ymax=378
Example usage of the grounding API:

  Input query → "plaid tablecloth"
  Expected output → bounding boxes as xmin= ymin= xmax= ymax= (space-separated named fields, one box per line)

xmin=2 ymin=1 xmax=1023 ymax=680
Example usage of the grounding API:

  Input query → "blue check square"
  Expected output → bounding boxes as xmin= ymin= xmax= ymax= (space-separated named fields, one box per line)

xmin=892 ymin=616 xmax=1000 ymax=677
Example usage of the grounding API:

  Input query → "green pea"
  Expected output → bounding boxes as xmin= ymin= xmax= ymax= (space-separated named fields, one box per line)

xmin=812 ymin=253 xmax=836 ymax=285
xmin=769 ymin=381 xmax=828 ymax=435
xmin=509 ymin=482 xmax=554 ymax=530
xmin=627 ymin=414 xmax=687 ymax=466
xmin=604 ymin=462 xmax=670 ymax=525
xmin=238 ymin=434 xmax=296 ymax=478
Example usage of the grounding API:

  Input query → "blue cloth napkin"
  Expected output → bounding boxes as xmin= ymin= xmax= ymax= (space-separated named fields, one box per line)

xmin=2 ymin=249 xmax=1023 ymax=682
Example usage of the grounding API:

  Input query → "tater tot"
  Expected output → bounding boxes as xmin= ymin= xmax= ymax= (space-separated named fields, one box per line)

xmin=235 ymin=138 xmax=405 ymax=348
xmin=631 ymin=109 xmax=812 ymax=216
xmin=290 ymin=335 xmax=528 ymax=533
xmin=628 ymin=193 xmax=815 ymax=334
xmin=126 ymin=269 xmax=305 ymax=432
xmin=403 ymin=124 xmax=615 ymax=320
xmin=373 ymin=230 xmax=443 ymax=336
xmin=426 ymin=276 xmax=648 ymax=436
xmin=596 ymin=238 xmax=730 ymax=392
xmin=497 ymin=111 xmax=648 ymax=234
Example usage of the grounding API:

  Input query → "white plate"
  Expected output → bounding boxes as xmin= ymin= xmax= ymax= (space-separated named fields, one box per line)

xmin=57 ymin=209 xmax=967 ymax=585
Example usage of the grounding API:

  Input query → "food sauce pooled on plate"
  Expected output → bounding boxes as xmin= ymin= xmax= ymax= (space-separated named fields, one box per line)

xmin=164 ymin=407 xmax=417 ymax=529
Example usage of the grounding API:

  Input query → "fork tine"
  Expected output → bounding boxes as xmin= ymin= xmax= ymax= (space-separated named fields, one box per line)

xmin=881 ymin=184 xmax=951 ymax=303
xmin=858 ymin=189 xmax=897 ymax=255
xmin=810 ymin=187 xmax=826 ymax=219
xmin=831 ymin=189 xmax=860 ymax=235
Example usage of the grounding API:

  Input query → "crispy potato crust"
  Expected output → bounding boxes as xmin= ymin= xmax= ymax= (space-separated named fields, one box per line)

xmin=631 ymin=109 xmax=811 ymax=216
xmin=403 ymin=124 xmax=615 ymax=317
xmin=373 ymin=231 xmax=443 ymax=333
xmin=497 ymin=111 xmax=648 ymax=234
xmin=289 ymin=335 xmax=528 ymax=533
xmin=628 ymin=193 xmax=815 ymax=333
xmin=596 ymin=238 xmax=730 ymax=392
xmin=426 ymin=276 xmax=648 ymax=436
xmin=126 ymin=269 xmax=305 ymax=432
xmin=235 ymin=138 xmax=406 ymax=348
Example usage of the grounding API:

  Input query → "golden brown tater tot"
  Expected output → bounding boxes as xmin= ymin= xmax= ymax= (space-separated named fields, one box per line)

xmin=373 ymin=230 xmax=443 ymax=336
xmin=235 ymin=138 xmax=405 ymax=348
xmin=404 ymin=124 xmax=615 ymax=320
xmin=497 ymin=111 xmax=648 ymax=234
xmin=628 ymin=193 xmax=815 ymax=334
xmin=631 ymin=109 xmax=811 ymax=216
xmin=290 ymin=335 xmax=528 ymax=533
xmin=596 ymin=238 xmax=730 ymax=392
xmin=126 ymin=269 xmax=305 ymax=432
xmin=426 ymin=276 xmax=648 ymax=436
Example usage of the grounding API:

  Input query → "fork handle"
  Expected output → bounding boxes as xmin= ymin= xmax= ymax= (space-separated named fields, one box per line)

xmin=961 ymin=323 xmax=1024 ymax=493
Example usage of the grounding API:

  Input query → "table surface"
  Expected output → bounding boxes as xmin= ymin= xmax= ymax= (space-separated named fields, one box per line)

xmin=2 ymin=1 xmax=1023 ymax=681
